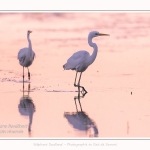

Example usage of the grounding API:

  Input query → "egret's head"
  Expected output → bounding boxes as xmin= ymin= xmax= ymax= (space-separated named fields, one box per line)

xmin=27 ymin=30 xmax=32 ymax=35
xmin=89 ymin=31 xmax=109 ymax=38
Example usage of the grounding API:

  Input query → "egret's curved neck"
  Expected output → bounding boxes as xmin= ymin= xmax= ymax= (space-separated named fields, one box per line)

xmin=88 ymin=36 xmax=98 ymax=65
xmin=27 ymin=34 xmax=32 ymax=50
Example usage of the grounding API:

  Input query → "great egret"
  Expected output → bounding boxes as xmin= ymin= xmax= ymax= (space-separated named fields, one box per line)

xmin=18 ymin=30 xmax=35 ymax=81
xmin=63 ymin=31 xmax=109 ymax=93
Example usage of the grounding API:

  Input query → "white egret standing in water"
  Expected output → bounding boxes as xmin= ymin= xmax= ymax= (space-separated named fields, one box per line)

xmin=18 ymin=30 xmax=35 ymax=81
xmin=63 ymin=31 xmax=109 ymax=93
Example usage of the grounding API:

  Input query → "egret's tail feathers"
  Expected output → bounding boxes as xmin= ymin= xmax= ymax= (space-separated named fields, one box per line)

xmin=63 ymin=64 xmax=66 ymax=70
xmin=63 ymin=63 xmax=72 ymax=70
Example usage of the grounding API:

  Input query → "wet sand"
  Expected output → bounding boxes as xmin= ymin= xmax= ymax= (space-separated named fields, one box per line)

xmin=0 ymin=12 xmax=150 ymax=137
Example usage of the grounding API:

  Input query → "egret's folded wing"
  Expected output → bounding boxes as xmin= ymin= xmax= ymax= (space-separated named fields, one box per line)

xmin=65 ymin=50 xmax=90 ymax=70
xmin=18 ymin=47 xmax=29 ymax=65
xmin=18 ymin=47 xmax=28 ymax=60
xmin=69 ymin=50 xmax=90 ymax=60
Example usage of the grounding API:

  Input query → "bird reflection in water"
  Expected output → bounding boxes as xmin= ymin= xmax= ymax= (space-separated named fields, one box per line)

xmin=18 ymin=82 xmax=36 ymax=137
xmin=64 ymin=89 xmax=98 ymax=137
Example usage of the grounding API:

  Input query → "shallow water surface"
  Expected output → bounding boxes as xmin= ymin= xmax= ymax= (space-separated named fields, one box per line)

xmin=0 ymin=12 xmax=150 ymax=138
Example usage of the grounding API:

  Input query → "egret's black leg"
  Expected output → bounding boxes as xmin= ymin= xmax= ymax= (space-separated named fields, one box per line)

xmin=27 ymin=67 xmax=30 ymax=80
xmin=78 ymin=72 xmax=82 ymax=86
xmin=74 ymin=72 xmax=88 ymax=94
xmin=74 ymin=72 xmax=78 ymax=87
xmin=78 ymin=72 xmax=88 ymax=95
xmin=23 ymin=67 xmax=25 ymax=88
xmin=23 ymin=67 xmax=24 ymax=80
xmin=81 ymin=87 xmax=87 ymax=95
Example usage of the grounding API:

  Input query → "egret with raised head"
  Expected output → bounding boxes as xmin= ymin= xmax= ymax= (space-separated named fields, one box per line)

xmin=63 ymin=31 xmax=109 ymax=94
xmin=18 ymin=30 xmax=35 ymax=81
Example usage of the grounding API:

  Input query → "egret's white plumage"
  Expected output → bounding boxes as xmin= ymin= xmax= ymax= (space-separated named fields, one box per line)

xmin=63 ymin=31 xmax=109 ymax=93
xmin=18 ymin=47 xmax=35 ymax=67
xmin=18 ymin=30 xmax=35 ymax=80
xmin=63 ymin=50 xmax=90 ymax=72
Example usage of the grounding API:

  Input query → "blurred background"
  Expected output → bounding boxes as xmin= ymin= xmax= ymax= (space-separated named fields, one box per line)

xmin=0 ymin=12 xmax=150 ymax=138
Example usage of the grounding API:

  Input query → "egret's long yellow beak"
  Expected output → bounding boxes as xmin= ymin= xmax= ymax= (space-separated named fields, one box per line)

xmin=99 ymin=33 xmax=109 ymax=36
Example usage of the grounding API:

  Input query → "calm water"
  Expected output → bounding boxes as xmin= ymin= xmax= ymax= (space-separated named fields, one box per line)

xmin=0 ymin=12 xmax=150 ymax=137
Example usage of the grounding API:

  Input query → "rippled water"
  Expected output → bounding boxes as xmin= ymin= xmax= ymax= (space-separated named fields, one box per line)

xmin=0 ymin=12 xmax=150 ymax=137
